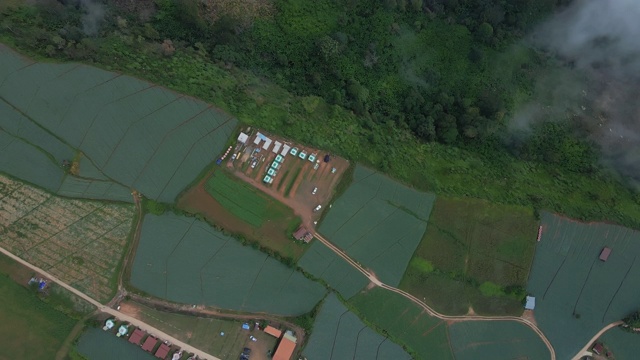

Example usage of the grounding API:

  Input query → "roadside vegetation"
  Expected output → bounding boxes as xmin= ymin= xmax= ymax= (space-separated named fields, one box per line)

xmin=1 ymin=0 xmax=639 ymax=233
xmin=400 ymin=197 xmax=537 ymax=315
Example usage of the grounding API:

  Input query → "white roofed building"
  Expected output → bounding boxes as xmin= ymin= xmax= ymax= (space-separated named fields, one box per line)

xmin=237 ymin=132 xmax=249 ymax=144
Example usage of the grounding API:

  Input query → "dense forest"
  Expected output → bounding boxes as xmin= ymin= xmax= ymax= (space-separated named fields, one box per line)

xmin=2 ymin=0 xmax=639 ymax=227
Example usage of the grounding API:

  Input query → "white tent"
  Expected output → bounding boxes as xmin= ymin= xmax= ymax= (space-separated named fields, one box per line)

xmin=281 ymin=144 xmax=291 ymax=156
xmin=262 ymin=138 xmax=273 ymax=150
xmin=237 ymin=132 xmax=249 ymax=144
xmin=272 ymin=141 xmax=282 ymax=154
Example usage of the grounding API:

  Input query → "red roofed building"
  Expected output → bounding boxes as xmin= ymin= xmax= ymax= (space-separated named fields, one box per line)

xmin=264 ymin=325 xmax=282 ymax=338
xmin=142 ymin=336 xmax=158 ymax=352
xmin=273 ymin=330 xmax=297 ymax=360
xmin=128 ymin=328 xmax=145 ymax=345
xmin=155 ymin=343 xmax=171 ymax=359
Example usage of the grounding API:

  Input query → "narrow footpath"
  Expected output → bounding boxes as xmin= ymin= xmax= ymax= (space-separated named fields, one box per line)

xmin=313 ymin=231 xmax=557 ymax=360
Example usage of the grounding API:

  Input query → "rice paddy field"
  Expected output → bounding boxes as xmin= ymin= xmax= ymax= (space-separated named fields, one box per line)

xmin=599 ymin=327 xmax=640 ymax=360
xmin=400 ymin=197 xmax=539 ymax=315
xmin=527 ymin=212 xmax=640 ymax=360
xmin=0 ymin=175 xmax=135 ymax=302
xmin=448 ymin=321 xmax=551 ymax=360
xmin=348 ymin=287 xmax=453 ymax=359
xmin=129 ymin=213 xmax=326 ymax=315
xmin=118 ymin=300 xmax=265 ymax=360
xmin=76 ymin=327 xmax=156 ymax=360
xmin=297 ymin=240 xmax=370 ymax=299
xmin=307 ymin=165 xmax=435 ymax=287
xmin=0 ymin=44 xmax=237 ymax=203
xmin=303 ymin=293 xmax=411 ymax=360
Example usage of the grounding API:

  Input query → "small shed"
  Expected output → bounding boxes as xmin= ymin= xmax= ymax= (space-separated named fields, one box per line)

xmin=293 ymin=226 xmax=313 ymax=243
xmin=273 ymin=141 xmax=282 ymax=154
xmin=142 ymin=336 xmax=158 ymax=352
xmin=281 ymin=145 xmax=291 ymax=156
xmin=237 ymin=132 xmax=249 ymax=144
xmin=264 ymin=325 xmax=283 ymax=338
xmin=599 ymin=247 xmax=611 ymax=262
xmin=299 ymin=151 xmax=307 ymax=160
xmin=103 ymin=319 xmax=115 ymax=331
xmin=155 ymin=343 xmax=171 ymax=359
xmin=308 ymin=153 xmax=317 ymax=162
xmin=271 ymin=161 xmax=280 ymax=169
xmin=267 ymin=168 xmax=277 ymax=176
xmin=275 ymin=155 xmax=284 ymax=163
xmin=117 ymin=325 xmax=128 ymax=337
xmin=128 ymin=328 xmax=145 ymax=345
xmin=263 ymin=175 xmax=273 ymax=183
xmin=592 ymin=342 xmax=604 ymax=355
xmin=289 ymin=147 xmax=298 ymax=156
xmin=524 ymin=296 xmax=536 ymax=310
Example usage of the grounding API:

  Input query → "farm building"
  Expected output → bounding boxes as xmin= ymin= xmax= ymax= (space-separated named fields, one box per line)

xmin=263 ymin=175 xmax=273 ymax=184
xmin=128 ymin=328 xmax=145 ymax=345
xmin=264 ymin=325 xmax=283 ymax=338
xmin=263 ymin=138 xmax=273 ymax=151
xmin=103 ymin=319 xmax=115 ymax=331
xmin=117 ymin=325 xmax=128 ymax=337
xmin=155 ymin=343 xmax=171 ymax=359
xmin=142 ymin=336 xmax=158 ymax=352
xmin=293 ymin=226 xmax=313 ymax=243
xmin=599 ymin=247 xmax=611 ymax=261
xmin=525 ymin=296 xmax=536 ymax=310
xmin=275 ymin=155 xmax=284 ymax=163
xmin=281 ymin=145 xmax=291 ymax=156
xmin=299 ymin=151 xmax=307 ymax=160
xmin=592 ymin=342 xmax=604 ymax=355
xmin=271 ymin=161 xmax=280 ymax=169
xmin=268 ymin=168 xmax=277 ymax=176
xmin=290 ymin=147 xmax=298 ymax=156
xmin=253 ymin=136 xmax=262 ymax=145
xmin=237 ymin=132 xmax=249 ymax=144
xmin=273 ymin=141 xmax=282 ymax=154
xmin=308 ymin=153 xmax=317 ymax=162
xmin=273 ymin=330 xmax=297 ymax=360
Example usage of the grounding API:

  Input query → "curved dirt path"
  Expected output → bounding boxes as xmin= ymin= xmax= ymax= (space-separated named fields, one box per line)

xmin=570 ymin=321 xmax=623 ymax=360
xmin=313 ymin=232 xmax=557 ymax=360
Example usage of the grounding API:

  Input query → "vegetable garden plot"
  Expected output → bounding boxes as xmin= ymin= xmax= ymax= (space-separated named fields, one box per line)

xmin=130 ymin=213 xmax=326 ymax=315
xmin=57 ymin=176 xmax=133 ymax=203
xmin=348 ymin=287 xmax=453 ymax=359
xmin=303 ymin=293 xmax=410 ymax=360
xmin=0 ymin=175 xmax=135 ymax=302
xmin=600 ymin=327 xmax=640 ymax=360
xmin=0 ymin=46 xmax=237 ymax=203
xmin=315 ymin=165 xmax=436 ymax=286
xmin=448 ymin=321 xmax=551 ymax=360
xmin=527 ymin=212 xmax=640 ymax=360
xmin=297 ymin=241 xmax=369 ymax=299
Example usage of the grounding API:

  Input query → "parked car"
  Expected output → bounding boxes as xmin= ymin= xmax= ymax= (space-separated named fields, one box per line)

xmin=314 ymin=205 xmax=322 ymax=212
xmin=312 ymin=187 xmax=318 ymax=195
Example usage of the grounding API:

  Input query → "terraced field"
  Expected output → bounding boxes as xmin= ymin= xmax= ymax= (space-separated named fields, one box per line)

xmin=0 ymin=44 xmax=236 ymax=202
xmin=528 ymin=212 xmax=640 ymax=359
xmin=303 ymin=294 xmax=410 ymax=360
xmin=130 ymin=213 xmax=326 ymax=315
xmin=0 ymin=175 xmax=134 ymax=302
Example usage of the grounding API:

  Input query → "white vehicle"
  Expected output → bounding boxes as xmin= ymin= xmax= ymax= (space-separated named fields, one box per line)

xmin=312 ymin=187 xmax=318 ymax=195
xmin=313 ymin=205 xmax=322 ymax=212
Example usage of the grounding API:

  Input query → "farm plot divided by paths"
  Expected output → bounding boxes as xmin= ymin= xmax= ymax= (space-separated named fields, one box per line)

xmin=348 ymin=287 xmax=454 ymax=359
xmin=307 ymin=165 xmax=435 ymax=287
xmin=303 ymin=293 xmax=411 ymax=360
xmin=448 ymin=321 xmax=551 ymax=360
xmin=527 ymin=212 xmax=640 ymax=360
xmin=130 ymin=213 xmax=326 ymax=316
xmin=0 ymin=45 xmax=236 ymax=203
xmin=0 ymin=175 xmax=134 ymax=302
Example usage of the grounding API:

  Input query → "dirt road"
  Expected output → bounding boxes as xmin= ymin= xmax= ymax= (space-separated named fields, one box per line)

xmin=570 ymin=321 xmax=623 ymax=360
xmin=0 ymin=244 xmax=222 ymax=360
xmin=313 ymin=232 xmax=557 ymax=360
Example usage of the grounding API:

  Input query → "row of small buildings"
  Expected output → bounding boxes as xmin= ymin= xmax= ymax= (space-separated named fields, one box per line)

xmin=103 ymin=319 xmax=185 ymax=360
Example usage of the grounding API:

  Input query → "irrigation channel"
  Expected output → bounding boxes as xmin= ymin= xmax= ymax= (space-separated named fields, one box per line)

xmin=312 ymin=231 xmax=560 ymax=360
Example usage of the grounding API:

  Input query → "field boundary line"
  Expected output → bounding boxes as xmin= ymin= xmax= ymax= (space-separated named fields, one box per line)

xmin=313 ymin=231 xmax=557 ymax=360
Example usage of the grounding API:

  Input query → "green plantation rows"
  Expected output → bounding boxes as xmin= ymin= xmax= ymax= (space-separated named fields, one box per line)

xmin=528 ymin=213 xmax=640 ymax=359
xmin=130 ymin=213 xmax=326 ymax=316
xmin=303 ymin=294 xmax=410 ymax=360
xmin=0 ymin=45 xmax=236 ymax=203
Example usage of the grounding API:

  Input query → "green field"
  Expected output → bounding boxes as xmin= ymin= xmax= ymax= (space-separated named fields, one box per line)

xmin=308 ymin=165 xmax=435 ymax=287
xmin=527 ymin=212 xmax=640 ymax=360
xmin=400 ymin=197 xmax=538 ymax=315
xmin=348 ymin=287 xmax=453 ymax=359
xmin=0 ymin=269 xmax=77 ymax=359
xmin=205 ymin=170 xmax=293 ymax=228
xmin=76 ymin=327 xmax=156 ymax=360
xmin=119 ymin=300 xmax=269 ymax=360
xmin=448 ymin=321 xmax=551 ymax=360
xmin=130 ymin=213 xmax=326 ymax=315
xmin=0 ymin=44 xmax=237 ymax=203
xmin=600 ymin=327 xmax=640 ymax=360
xmin=303 ymin=293 xmax=410 ymax=360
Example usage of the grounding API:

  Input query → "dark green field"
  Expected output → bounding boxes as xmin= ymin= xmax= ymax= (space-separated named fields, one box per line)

xmin=400 ymin=197 xmax=538 ymax=315
xmin=0 ymin=264 xmax=77 ymax=359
